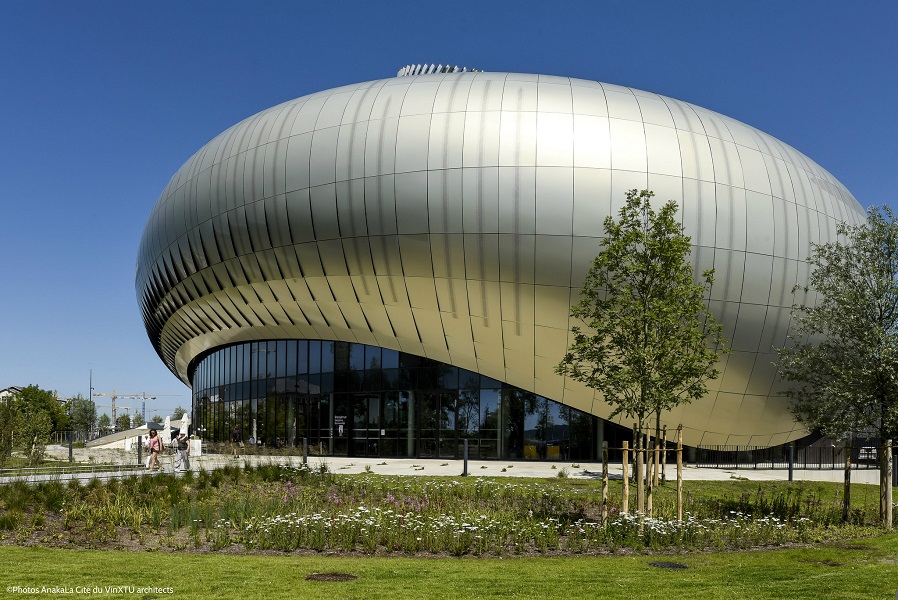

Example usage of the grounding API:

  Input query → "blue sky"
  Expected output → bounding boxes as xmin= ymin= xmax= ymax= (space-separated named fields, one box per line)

xmin=1 ymin=1 xmax=895 ymax=419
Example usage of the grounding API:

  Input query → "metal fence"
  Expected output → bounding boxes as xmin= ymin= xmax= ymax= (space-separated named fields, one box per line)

xmin=690 ymin=444 xmax=884 ymax=470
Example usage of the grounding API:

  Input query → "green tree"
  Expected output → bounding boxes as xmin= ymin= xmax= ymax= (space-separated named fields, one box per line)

xmin=15 ymin=408 xmax=52 ymax=465
xmin=776 ymin=205 xmax=898 ymax=527
xmin=0 ymin=401 xmax=16 ymax=467
xmin=172 ymin=406 xmax=188 ymax=420
xmin=97 ymin=413 xmax=111 ymax=434
xmin=68 ymin=394 xmax=97 ymax=441
xmin=116 ymin=413 xmax=132 ymax=432
xmin=556 ymin=189 xmax=728 ymax=517
xmin=14 ymin=385 xmax=68 ymax=432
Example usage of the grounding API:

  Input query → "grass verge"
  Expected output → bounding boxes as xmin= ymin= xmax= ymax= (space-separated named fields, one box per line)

xmin=0 ymin=535 xmax=896 ymax=599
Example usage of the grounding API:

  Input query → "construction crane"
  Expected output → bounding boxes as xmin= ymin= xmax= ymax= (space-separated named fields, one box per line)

xmin=93 ymin=402 xmax=137 ymax=432
xmin=92 ymin=390 xmax=182 ymax=425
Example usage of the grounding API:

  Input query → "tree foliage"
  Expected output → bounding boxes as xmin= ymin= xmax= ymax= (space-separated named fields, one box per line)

xmin=556 ymin=189 xmax=728 ymax=430
xmin=15 ymin=409 xmax=52 ymax=465
xmin=68 ymin=394 xmax=97 ymax=441
xmin=14 ymin=385 xmax=68 ymax=432
xmin=777 ymin=206 xmax=898 ymax=440
xmin=116 ymin=413 xmax=133 ymax=432
xmin=0 ymin=401 xmax=15 ymax=467
xmin=97 ymin=413 xmax=111 ymax=434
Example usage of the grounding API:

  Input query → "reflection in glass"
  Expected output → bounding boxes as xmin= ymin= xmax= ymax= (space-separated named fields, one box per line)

xmin=190 ymin=339 xmax=619 ymax=461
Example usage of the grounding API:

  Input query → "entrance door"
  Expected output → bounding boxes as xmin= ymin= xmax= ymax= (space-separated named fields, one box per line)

xmin=352 ymin=394 xmax=381 ymax=457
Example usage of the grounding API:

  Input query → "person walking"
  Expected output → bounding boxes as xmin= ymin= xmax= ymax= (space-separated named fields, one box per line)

xmin=174 ymin=431 xmax=191 ymax=472
xmin=147 ymin=429 xmax=163 ymax=472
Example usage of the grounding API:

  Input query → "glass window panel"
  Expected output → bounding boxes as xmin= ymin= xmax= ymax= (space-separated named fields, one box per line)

xmin=349 ymin=343 xmax=365 ymax=371
xmin=438 ymin=366 xmax=458 ymax=389
xmin=362 ymin=367 xmax=381 ymax=391
xmin=480 ymin=389 xmax=499 ymax=431
xmin=368 ymin=396 xmax=380 ymax=428
xmin=458 ymin=389 xmax=479 ymax=435
xmin=382 ymin=349 xmax=399 ymax=369
xmin=399 ymin=353 xmax=421 ymax=368
xmin=354 ymin=395 xmax=367 ymax=428
xmin=480 ymin=376 xmax=502 ymax=390
xmin=277 ymin=340 xmax=287 ymax=377
xmin=382 ymin=368 xmax=398 ymax=390
xmin=297 ymin=341 xmax=308 ymax=375
xmin=309 ymin=341 xmax=321 ymax=374
xmin=234 ymin=345 xmax=244 ymax=383
xmin=440 ymin=392 xmax=456 ymax=434
xmin=365 ymin=345 xmax=382 ymax=370
xmin=419 ymin=392 xmax=439 ymax=435
xmin=262 ymin=342 xmax=273 ymax=379
xmin=458 ymin=369 xmax=480 ymax=389
xmin=322 ymin=341 xmax=335 ymax=372
xmin=248 ymin=343 xmax=258 ymax=380
xmin=383 ymin=392 xmax=399 ymax=430
xmin=319 ymin=372 xmax=334 ymax=393
xmin=286 ymin=341 xmax=297 ymax=377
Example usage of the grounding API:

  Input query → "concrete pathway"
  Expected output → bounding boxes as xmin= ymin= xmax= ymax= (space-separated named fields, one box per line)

xmin=5 ymin=445 xmax=878 ymax=486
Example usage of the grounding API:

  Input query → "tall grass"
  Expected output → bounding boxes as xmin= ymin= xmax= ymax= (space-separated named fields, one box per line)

xmin=0 ymin=463 xmax=890 ymax=555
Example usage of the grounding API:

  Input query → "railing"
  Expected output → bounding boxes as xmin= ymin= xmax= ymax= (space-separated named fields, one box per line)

xmin=0 ymin=463 xmax=147 ymax=483
xmin=690 ymin=445 xmax=882 ymax=470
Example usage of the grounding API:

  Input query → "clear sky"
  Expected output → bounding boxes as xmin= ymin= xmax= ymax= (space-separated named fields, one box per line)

xmin=1 ymin=1 xmax=895 ymax=420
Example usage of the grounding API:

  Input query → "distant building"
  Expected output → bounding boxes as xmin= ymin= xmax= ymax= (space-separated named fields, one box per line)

xmin=0 ymin=387 xmax=22 ymax=404
xmin=137 ymin=67 xmax=864 ymax=458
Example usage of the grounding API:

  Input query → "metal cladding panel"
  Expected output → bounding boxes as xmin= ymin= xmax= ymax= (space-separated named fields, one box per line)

xmin=137 ymin=72 xmax=866 ymax=447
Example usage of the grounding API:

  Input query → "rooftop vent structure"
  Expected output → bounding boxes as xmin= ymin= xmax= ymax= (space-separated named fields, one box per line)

xmin=396 ymin=64 xmax=481 ymax=76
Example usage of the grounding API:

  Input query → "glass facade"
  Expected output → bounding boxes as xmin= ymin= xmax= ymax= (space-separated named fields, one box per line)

xmin=190 ymin=340 xmax=627 ymax=460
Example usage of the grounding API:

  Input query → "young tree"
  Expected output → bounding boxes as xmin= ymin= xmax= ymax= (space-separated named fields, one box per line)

xmin=68 ymin=394 xmax=97 ymax=441
xmin=172 ymin=406 xmax=188 ymax=420
xmin=556 ymin=189 xmax=728 ymax=517
xmin=777 ymin=206 xmax=898 ymax=527
xmin=97 ymin=413 xmax=112 ymax=434
xmin=116 ymin=413 xmax=132 ymax=432
xmin=15 ymin=409 xmax=52 ymax=466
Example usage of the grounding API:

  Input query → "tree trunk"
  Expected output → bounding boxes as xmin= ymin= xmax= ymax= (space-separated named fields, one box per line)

xmin=882 ymin=440 xmax=893 ymax=529
xmin=676 ymin=425 xmax=683 ymax=523
xmin=646 ymin=429 xmax=654 ymax=518
xmin=653 ymin=412 xmax=661 ymax=487
xmin=635 ymin=422 xmax=645 ymax=526
xmin=601 ymin=441 xmax=609 ymax=524
xmin=842 ymin=439 xmax=851 ymax=523
xmin=661 ymin=425 xmax=667 ymax=485
xmin=622 ymin=440 xmax=629 ymax=514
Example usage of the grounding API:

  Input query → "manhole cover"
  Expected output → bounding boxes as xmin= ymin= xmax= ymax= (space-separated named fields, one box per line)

xmin=798 ymin=559 xmax=843 ymax=567
xmin=649 ymin=561 xmax=688 ymax=570
xmin=305 ymin=572 xmax=358 ymax=582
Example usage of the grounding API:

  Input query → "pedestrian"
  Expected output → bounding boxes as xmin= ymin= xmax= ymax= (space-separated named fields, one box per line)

xmin=174 ymin=431 xmax=191 ymax=472
xmin=147 ymin=429 xmax=163 ymax=471
xmin=142 ymin=433 xmax=151 ymax=469
xmin=231 ymin=425 xmax=242 ymax=458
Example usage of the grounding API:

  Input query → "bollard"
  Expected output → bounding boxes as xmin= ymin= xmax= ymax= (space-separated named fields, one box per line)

xmin=303 ymin=438 xmax=308 ymax=465
xmin=788 ymin=443 xmax=794 ymax=481
xmin=137 ymin=438 xmax=142 ymax=467
xmin=462 ymin=439 xmax=469 ymax=476
xmin=68 ymin=432 xmax=73 ymax=463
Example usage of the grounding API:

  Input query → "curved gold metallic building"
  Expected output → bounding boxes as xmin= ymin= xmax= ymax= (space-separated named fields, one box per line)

xmin=137 ymin=69 xmax=864 ymax=454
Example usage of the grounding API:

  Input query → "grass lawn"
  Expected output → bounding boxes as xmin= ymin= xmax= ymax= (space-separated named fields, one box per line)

xmin=1 ymin=534 xmax=896 ymax=599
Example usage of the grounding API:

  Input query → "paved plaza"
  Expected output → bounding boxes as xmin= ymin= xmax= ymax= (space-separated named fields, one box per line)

xmin=0 ymin=444 xmax=877 ymax=486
